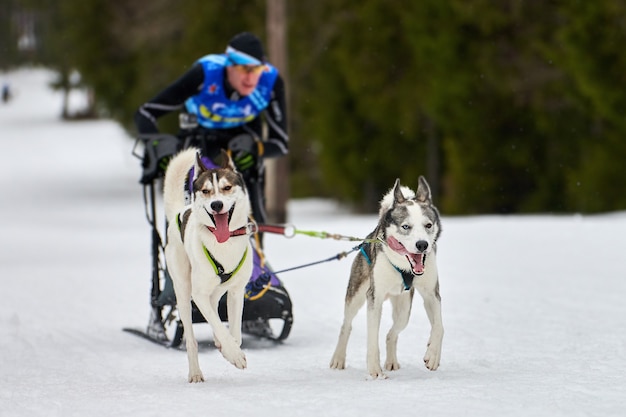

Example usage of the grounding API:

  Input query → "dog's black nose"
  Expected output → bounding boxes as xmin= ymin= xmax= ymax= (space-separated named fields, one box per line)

xmin=416 ymin=240 xmax=429 ymax=253
xmin=211 ymin=201 xmax=223 ymax=212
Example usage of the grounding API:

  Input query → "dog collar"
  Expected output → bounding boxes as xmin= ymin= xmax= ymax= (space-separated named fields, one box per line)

xmin=202 ymin=245 xmax=249 ymax=284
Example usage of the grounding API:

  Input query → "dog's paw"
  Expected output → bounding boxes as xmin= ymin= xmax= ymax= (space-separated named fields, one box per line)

xmin=188 ymin=372 xmax=205 ymax=383
xmin=329 ymin=356 xmax=346 ymax=370
xmin=423 ymin=345 xmax=441 ymax=371
xmin=233 ymin=351 xmax=247 ymax=369
xmin=367 ymin=365 xmax=388 ymax=380
xmin=222 ymin=346 xmax=247 ymax=369
xmin=384 ymin=359 xmax=401 ymax=371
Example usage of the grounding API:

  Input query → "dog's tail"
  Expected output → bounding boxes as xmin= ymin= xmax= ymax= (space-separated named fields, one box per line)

xmin=163 ymin=147 xmax=198 ymax=222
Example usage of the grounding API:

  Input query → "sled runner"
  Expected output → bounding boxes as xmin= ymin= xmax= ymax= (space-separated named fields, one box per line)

xmin=125 ymin=133 xmax=293 ymax=347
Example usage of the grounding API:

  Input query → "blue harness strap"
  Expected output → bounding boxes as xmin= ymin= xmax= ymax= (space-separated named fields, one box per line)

xmin=359 ymin=244 xmax=372 ymax=265
xmin=359 ymin=242 xmax=413 ymax=291
xmin=398 ymin=269 xmax=414 ymax=291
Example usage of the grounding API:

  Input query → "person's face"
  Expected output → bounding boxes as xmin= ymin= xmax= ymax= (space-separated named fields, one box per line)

xmin=226 ymin=64 xmax=265 ymax=96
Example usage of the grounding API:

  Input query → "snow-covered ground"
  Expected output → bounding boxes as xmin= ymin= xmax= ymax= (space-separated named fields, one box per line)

xmin=1 ymin=68 xmax=625 ymax=417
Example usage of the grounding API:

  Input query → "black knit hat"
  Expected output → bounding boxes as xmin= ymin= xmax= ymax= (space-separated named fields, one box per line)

xmin=225 ymin=32 xmax=265 ymax=65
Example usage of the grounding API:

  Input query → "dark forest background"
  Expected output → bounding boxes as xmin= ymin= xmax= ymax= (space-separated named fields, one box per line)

xmin=2 ymin=0 xmax=625 ymax=214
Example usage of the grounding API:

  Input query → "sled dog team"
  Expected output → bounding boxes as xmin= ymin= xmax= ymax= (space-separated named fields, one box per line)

xmin=163 ymin=147 xmax=443 ymax=383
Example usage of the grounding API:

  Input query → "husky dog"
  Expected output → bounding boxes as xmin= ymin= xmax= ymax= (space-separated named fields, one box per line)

xmin=163 ymin=147 xmax=253 ymax=383
xmin=330 ymin=177 xmax=443 ymax=379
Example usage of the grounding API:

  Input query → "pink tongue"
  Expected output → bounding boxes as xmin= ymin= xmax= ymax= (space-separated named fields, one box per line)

xmin=386 ymin=236 xmax=404 ymax=251
xmin=213 ymin=212 xmax=230 ymax=243
xmin=387 ymin=236 xmax=425 ymax=275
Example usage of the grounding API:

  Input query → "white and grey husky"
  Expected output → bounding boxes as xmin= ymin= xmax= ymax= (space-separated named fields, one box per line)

xmin=163 ymin=147 xmax=253 ymax=383
xmin=330 ymin=177 xmax=444 ymax=379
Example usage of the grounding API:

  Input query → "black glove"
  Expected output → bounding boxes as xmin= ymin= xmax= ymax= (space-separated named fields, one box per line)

xmin=139 ymin=134 xmax=182 ymax=184
xmin=228 ymin=134 xmax=257 ymax=171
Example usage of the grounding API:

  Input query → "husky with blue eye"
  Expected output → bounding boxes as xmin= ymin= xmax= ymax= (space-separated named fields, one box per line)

xmin=163 ymin=147 xmax=253 ymax=383
xmin=330 ymin=177 xmax=444 ymax=379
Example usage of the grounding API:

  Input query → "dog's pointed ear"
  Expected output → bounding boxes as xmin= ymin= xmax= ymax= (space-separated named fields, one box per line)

xmin=392 ymin=178 xmax=406 ymax=204
xmin=220 ymin=149 xmax=237 ymax=170
xmin=416 ymin=175 xmax=432 ymax=203
xmin=194 ymin=151 xmax=208 ymax=179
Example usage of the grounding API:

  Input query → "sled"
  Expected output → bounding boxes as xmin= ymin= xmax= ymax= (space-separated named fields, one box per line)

xmin=125 ymin=133 xmax=293 ymax=347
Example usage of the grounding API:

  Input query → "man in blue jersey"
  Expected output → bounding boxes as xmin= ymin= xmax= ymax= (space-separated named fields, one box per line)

xmin=134 ymin=32 xmax=288 ymax=226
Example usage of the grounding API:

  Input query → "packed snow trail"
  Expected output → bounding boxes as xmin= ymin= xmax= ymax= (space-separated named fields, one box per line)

xmin=1 ymin=68 xmax=625 ymax=417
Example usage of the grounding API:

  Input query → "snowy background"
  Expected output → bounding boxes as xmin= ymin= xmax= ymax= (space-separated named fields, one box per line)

xmin=1 ymin=68 xmax=625 ymax=417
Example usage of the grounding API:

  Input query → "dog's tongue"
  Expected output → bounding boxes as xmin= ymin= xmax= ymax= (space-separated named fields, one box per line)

xmin=386 ymin=236 xmax=425 ymax=275
xmin=213 ymin=212 xmax=231 ymax=243
xmin=405 ymin=253 xmax=425 ymax=275
xmin=386 ymin=236 xmax=405 ymax=252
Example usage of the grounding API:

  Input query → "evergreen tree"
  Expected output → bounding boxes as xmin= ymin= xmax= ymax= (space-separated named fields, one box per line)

xmin=10 ymin=0 xmax=625 ymax=213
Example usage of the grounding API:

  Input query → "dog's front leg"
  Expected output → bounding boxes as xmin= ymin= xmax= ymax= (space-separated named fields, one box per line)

xmin=385 ymin=291 xmax=413 ymax=371
xmin=166 ymin=246 xmax=204 ymax=383
xmin=226 ymin=287 xmax=245 ymax=347
xmin=192 ymin=285 xmax=247 ymax=369
xmin=366 ymin=287 xmax=386 ymax=379
xmin=330 ymin=285 xmax=367 ymax=369
xmin=177 ymin=294 xmax=204 ymax=382
xmin=417 ymin=281 xmax=443 ymax=371
xmin=171 ymin=279 xmax=203 ymax=382
xmin=208 ymin=289 xmax=226 ymax=350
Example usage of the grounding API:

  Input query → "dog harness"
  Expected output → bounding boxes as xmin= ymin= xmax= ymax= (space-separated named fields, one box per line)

xmin=176 ymin=211 xmax=249 ymax=284
xmin=202 ymin=245 xmax=249 ymax=284
xmin=359 ymin=243 xmax=415 ymax=291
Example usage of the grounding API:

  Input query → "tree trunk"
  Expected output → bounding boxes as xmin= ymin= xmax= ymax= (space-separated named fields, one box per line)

xmin=265 ymin=0 xmax=289 ymax=223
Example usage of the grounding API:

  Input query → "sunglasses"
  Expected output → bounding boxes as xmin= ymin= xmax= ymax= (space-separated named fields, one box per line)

xmin=231 ymin=64 xmax=266 ymax=75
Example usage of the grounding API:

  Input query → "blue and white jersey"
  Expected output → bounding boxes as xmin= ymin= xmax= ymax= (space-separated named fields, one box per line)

xmin=184 ymin=54 xmax=279 ymax=130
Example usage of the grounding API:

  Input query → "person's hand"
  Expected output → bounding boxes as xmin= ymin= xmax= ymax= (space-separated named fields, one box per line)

xmin=138 ymin=133 xmax=182 ymax=184
xmin=158 ymin=155 xmax=172 ymax=172
xmin=228 ymin=134 xmax=257 ymax=171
